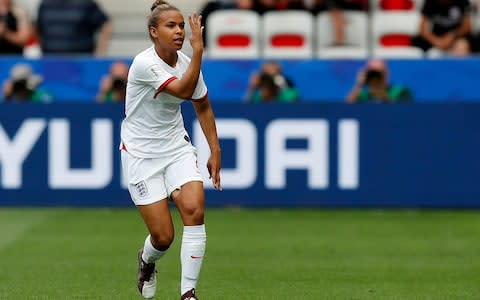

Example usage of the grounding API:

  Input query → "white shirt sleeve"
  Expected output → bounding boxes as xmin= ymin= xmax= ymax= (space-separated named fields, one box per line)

xmin=131 ymin=57 xmax=176 ymax=91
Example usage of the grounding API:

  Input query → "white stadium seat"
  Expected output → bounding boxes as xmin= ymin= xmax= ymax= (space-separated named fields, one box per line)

xmin=372 ymin=46 xmax=424 ymax=58
xmin=318 ymin=47 xmax=369 ymax=59
xmin=371 ymin=11 xmax=421 ymax=57
xmin=205 ymin=10 xmax=261 ymax=59
xmin=262 ymin=10 xmax=314 ymax=59
xmin=316 ymin=11 xmax=369 ymax=59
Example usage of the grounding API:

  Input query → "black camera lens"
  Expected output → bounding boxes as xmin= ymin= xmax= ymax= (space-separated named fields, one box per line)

xmin=365 ymin=70 xmax=384 ymax=83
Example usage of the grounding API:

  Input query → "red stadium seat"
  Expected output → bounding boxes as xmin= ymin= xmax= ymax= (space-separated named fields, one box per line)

xmin=206 ymin=10 xmax=261 ymax=59
xmin=380 ymin=34 xmax=412 ymax=46
xmin=371 ymin=0 xmax=421 ymax=11
xmin=270 ymin=34 xmax=305 ymax=47
xmin=217 ymin=34 xmax=251 ymax=47
xmin=262 ymin=10 xmax=314 ymax=59
xmin=380 ymin=0 xmax=415 ymax=10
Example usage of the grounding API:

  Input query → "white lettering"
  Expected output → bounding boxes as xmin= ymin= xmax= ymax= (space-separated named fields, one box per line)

xmin=0 ymin=119 xmax=46 ymax=188
xmin=194 ymin=119 xmax=257 ymax=189
xmin=265 ymin=120 xmax=329 ymax=189
xmin=0 ymin=117 xmax=360 ymax=192
xmin=338 ymin=119 xmax=359 ymax=189
xmin=48 ymin=119 xmax=113 ymax=189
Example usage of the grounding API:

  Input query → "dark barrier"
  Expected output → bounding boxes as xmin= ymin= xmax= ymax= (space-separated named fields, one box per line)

xmin=0 ymin=103 xmax=479 ymax=207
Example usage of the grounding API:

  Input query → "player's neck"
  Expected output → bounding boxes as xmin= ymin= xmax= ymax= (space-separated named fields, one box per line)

xmin=155 ymin=46 xmax=178 ymax=68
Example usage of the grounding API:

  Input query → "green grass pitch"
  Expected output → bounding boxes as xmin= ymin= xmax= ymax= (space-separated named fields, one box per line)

xmin=0 ymin=208 xmax=479 ymax=299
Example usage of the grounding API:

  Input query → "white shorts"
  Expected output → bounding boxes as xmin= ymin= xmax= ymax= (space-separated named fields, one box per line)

xmin=121 ymin=147 xmax=204 ymax=206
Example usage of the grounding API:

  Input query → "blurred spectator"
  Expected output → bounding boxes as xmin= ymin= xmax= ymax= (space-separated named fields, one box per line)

xmin=0 ymin=0 xmax=34 ymax=55
xmin=96 ymin=61 xmax=129 ymax=103
xmin=36 ymin=0 xmax=112 ymax=56
xmin=2 ymin=63 xmax=51 ymax=103
xmin=346 ymin=59 xmax=412 ymax=104
xmin=245 ymin=61 xmax=299 ymax=103
xmin=311 ymin=0 xmax=369 ymax=46
xmin=447 ymin=36 xmax=474 ymax=56
xmin=412 ymin=0 xmax=472 ymax=53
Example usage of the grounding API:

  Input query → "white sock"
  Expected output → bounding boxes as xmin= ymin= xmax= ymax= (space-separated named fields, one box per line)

xmin=180 ymin=224 xmax=207 ymax=295
xmin=142 ymin=234 xmax=166 ymax=264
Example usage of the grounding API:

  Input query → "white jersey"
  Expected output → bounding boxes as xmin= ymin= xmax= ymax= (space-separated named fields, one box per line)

xmin=120 ymin=46 xmax=207 ymax=158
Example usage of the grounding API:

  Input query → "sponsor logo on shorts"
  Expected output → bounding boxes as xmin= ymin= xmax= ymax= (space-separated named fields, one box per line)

xmin=134 ymin=181 xmax=149 ymax=198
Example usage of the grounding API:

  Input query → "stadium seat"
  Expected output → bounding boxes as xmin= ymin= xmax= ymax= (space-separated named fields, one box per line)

xmin=371 ymin=11 xmax=421 ymax=56
xmin=370 ymin=0 xmax=420 ymax=11
xmin=426 ymin=48 xmax=449 ymax=59
xmin=205 ymin=10 xmax=261 ymax=59
xmin=316 ymin=11 xmax=369 ymax=59
xmin=372 ymin=46 xmax=424 ymax=58
xmin=262 ymin=10 xmax=314 ymax=59
xmin=317 ymin=47 xmax=369 ymax=59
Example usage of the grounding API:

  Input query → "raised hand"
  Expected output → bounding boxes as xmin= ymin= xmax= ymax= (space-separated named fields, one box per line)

xmin=188 ymin=13 xmax=204 ymax=53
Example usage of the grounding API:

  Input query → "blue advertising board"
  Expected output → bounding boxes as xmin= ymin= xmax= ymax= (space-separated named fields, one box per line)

xmin=2 ymin=57 xmax=480 ymax=102
xmin=0 ymin=103 xmax=479 ymax=208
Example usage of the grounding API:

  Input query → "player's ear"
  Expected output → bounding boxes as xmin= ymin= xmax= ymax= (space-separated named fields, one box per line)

xmin=149 ymin=26 xmax=158 ymax=39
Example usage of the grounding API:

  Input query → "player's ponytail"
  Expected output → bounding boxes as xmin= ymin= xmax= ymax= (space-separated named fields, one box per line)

xmin=148 ymin=0 xmax=180 ymax=41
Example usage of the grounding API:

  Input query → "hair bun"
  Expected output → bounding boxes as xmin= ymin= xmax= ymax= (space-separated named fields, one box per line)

xmin=151 ymin=0 xmax=169 ymax=11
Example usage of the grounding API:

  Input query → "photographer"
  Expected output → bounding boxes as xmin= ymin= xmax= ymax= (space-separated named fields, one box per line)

xmin=2 ymin=63 xmax=51 ymax=103
xmin=248 ymin=72 xmax=299 ymax=103
xmin=0 ymin=0 xmax=33 ymax=55
xmin=245 ymin=60 xmax=299 ymax=103
xmin=96 ymin=61 xmax=129 ymax=103
xmin=346 ymin=59 xmax=413 ymax=104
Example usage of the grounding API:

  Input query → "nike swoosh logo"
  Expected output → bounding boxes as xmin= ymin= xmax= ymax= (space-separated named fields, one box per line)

xmin=191 ymin=256 xmax=203 ymax=259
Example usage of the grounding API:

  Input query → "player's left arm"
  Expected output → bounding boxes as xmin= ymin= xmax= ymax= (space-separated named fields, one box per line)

xmin=192 ymin=95 xmax=222 ymax=191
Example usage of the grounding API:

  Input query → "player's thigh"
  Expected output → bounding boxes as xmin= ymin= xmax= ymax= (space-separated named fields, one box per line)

xmin=164 ymin=149 xmax=205 ymax=222
xmin=164 ymin=148 xmax=204 ymax=199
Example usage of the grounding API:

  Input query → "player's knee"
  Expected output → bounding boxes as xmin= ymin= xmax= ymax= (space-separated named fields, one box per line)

xmin=182 ymin=204 xmax=204 ymax=225
xmin=150 ymin=230 xmax=174 ymax=250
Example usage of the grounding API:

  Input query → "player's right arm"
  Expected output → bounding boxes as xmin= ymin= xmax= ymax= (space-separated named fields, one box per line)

xmin=162 ymin=13 xmax=203 ymax=99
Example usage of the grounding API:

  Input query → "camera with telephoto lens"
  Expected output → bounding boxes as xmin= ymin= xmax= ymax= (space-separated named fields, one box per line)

xmin=365 ymin=69 xmax=384 ymax=85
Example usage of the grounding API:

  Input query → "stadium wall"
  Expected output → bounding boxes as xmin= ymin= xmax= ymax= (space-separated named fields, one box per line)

xmin=1 ymin=103 xmax=479 ymax=208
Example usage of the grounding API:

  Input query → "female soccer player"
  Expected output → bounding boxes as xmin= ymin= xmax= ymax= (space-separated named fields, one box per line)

xmin=119 ymin=1 xmax=221 ymax=299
